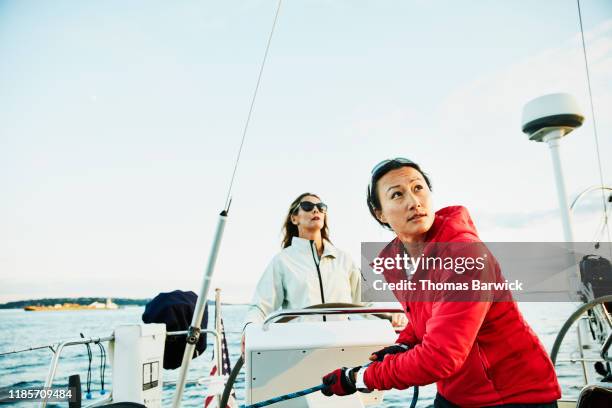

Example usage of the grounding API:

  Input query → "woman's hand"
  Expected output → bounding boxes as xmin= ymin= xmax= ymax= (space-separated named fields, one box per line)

xmin=321 ymin=367 xmax=358 ymax=396
xmin=391 ymin=313 xmax=407 ymax=328
xmin=369 ymin=343 xmax=411 ymax=362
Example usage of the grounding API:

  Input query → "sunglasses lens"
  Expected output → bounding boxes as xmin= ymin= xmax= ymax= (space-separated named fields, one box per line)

xmin=299 ymin=202 xmax=315 ymax=212
xmin=298 ymin=201 xmax=327 ymax=213
xmin=370 ymin=157 xmax=414 ymax=175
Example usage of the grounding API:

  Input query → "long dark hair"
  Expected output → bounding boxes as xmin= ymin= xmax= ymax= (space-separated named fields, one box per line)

xmin=282 ymin=192 xmax=331 ymax=248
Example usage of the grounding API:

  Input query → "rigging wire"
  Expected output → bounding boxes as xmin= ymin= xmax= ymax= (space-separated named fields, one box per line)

xmin=576 ymin=0 xmax=612 ymax=252
xmin=223 ymin=0 xmax=283 ymax=212
xmin=590 ymin=212 xmax=606 ymax=244
xmin=590 ymin=197 xmax=612 ymax=248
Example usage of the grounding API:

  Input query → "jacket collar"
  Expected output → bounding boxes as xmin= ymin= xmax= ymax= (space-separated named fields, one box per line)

xmin=378 ymin=205 xmax=479 ymax=259
xmin=290 ymin=236 xmax=338 ymax=259
xmin=424 ymin=205 xmax=478 ymax=243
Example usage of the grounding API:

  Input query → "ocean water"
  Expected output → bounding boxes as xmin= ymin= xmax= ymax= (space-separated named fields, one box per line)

xmin=0 ymin=302 xmax=593 ymax=407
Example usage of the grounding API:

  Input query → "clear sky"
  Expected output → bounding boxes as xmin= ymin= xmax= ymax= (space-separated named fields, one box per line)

xmin=1 ymin=0 xmax=611 ymax=303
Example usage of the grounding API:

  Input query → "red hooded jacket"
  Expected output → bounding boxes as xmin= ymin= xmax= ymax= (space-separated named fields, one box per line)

xmin=363 ymin=206 xmax=561 ymax=407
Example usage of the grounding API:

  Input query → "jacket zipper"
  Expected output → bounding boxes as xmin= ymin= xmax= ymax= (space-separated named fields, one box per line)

xmin=309 ymin=240 xmax=327 ymax=322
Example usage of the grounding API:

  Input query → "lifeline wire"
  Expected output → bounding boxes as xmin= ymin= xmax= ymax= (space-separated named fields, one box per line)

xmin=223 ymin=0 xmax=283 ymax=212
xmin=576 ymin=0 xmax=612 ymax=251
xmin=0 ymin=344 xmax=56 ymax=356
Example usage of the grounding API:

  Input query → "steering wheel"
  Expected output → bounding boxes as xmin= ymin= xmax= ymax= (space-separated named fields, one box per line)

xmin=275 ymin=302 xmax=393 ymax=323
xmin=550 ymin=295 xmax=612 ymax=366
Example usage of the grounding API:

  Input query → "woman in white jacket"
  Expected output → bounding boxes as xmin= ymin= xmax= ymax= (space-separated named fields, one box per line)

xmin=241 ymin=192 xmax=362 ymax=352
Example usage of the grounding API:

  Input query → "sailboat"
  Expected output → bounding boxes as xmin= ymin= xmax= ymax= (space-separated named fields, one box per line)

xmin=1 ymin=0 xmax=611 ymax=407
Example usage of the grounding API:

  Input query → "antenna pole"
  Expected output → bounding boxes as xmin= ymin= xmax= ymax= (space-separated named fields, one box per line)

xmin=544 ymin=130 xmax=575 ymax=242
xmin=171 ymin=211 xmax=228 ymax=408
xmin=172 ymin=2 xmax=282 ymax=404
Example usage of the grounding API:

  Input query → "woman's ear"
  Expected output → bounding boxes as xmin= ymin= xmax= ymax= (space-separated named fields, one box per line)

xmin=291 ymin=215 xmax=298 ymax=226
xmin=375 ymin=209 xmax=386 ymax=224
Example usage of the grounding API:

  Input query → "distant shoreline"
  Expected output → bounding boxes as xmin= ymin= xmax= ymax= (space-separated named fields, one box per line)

xmin=0 ymin=298 xmax=245 ymax=309
xmin=0 ymin=297 xmax=150 ymax=309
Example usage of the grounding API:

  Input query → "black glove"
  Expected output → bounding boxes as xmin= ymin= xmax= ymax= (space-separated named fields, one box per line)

xmin=370 ymin=343 xmax=411 ymax=361
xmin=321 ymin=367 xmax=359 ymax=396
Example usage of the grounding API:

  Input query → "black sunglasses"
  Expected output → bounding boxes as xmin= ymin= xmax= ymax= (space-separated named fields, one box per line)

xmin=293 ymin=201 xmax=328 ymax=213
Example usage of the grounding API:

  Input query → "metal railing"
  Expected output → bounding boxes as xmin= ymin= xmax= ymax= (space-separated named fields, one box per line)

xmin=38 ymin=322 xmax=224 ymax=407
xmin=41 ymin=335 xmax=114 ymax=408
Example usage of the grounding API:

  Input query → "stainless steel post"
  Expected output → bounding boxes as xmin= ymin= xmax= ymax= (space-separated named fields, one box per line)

xmin=171 ymin=211 xmax=228 ymax=408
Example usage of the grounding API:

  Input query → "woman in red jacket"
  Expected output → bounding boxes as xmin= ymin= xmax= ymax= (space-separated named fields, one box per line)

xmin=321 ymin=158 xmax=561 ymax=407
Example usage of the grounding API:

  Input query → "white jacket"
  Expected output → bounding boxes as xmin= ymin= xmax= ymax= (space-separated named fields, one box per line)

xmin=244 ymin=237 xmax=362 ymax=327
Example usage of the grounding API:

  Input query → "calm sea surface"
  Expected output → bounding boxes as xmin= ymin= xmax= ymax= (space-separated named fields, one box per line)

xmin=0 ymin=303 xmax=588 ymax=407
